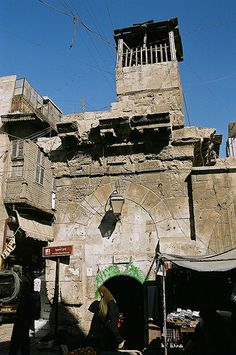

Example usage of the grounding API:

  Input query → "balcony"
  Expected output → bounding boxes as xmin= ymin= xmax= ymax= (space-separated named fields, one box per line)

xmin=8 ymin=78 xmax=62 ymax=132
xmin=3 ymin=140 xmax=54 ymax=217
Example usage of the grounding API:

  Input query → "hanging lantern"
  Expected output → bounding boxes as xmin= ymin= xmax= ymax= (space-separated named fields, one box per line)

xmin=110 ymin=192 xmax=125 ymax=219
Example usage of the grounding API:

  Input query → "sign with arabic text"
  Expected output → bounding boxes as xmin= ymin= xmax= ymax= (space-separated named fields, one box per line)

xmin=42 ymin=245 xmax=73 ymax=257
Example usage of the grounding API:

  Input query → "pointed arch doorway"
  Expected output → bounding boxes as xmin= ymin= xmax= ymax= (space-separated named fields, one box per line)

xmin=104 ymin=275 xmax=144 ymax=350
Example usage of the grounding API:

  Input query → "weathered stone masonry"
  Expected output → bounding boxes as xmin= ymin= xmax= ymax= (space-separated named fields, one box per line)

xmin=0 ymin=19 xmax=232 ymax=339
xmin=44 ymin=19 xmax=236 ymax=335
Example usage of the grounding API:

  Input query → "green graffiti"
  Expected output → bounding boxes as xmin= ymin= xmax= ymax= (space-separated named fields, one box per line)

xmin=95 ymin=260 xmax=145 ymax=292
xmin=124 ymin=262 xmax=145 ymax=283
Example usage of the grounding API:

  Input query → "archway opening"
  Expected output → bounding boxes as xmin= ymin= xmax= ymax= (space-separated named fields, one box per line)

xmin=104 ymin=275 xmax=144 ymax=350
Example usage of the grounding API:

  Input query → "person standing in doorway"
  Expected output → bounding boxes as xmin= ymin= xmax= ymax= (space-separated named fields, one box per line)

xmin=97 ymin=285 xmax=125 ymax=352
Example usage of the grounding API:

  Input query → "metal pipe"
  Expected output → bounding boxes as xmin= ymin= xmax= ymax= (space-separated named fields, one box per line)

xmin=162 ymin=264 xmax=168 ymax=355
xmin=53 ymin=257 xmax=60 ymax=338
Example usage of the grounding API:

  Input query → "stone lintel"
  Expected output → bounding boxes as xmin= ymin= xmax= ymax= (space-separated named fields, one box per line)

xmin=191 ymin=165 xmax=236 ymax=174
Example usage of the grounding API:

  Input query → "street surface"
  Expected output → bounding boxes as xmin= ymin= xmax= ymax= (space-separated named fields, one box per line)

xmin=0 ymin=323 xmax=63 ymax=355
xmin=0 ymin=324 xmax=183 ymax=355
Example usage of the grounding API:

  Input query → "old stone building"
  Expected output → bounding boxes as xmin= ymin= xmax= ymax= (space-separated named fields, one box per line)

xmin=43 ymin=18 xmax=235 ymax=347
xmin=1 ymin=17 xmax=236 ymax=349
xmin=0 ymin=75 xmax=61 ymax=324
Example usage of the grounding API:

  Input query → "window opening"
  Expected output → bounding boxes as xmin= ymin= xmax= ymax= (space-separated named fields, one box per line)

xmin=11 ymin=161 xmax=23 ymax=178
xmin=35 ymin=148 xmax=45 ymax=185
xmin=122 ymin=40 xmax=171 ymax=67
xmin=10 ymin=140 xmax=24 ymax=178
xmin=51 ymin=177 xmax=56 ymax=210
xmin=12 ymin=140 xmax=24 ymax=160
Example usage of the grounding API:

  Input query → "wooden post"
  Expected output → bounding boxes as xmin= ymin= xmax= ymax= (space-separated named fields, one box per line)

xmin=144 ymin=45 xmax=147 ymax=65
xmin=150 ymin=45 xmax=153 ymax=64
xmin=160 ymin=44 xmax=163 ymax=62
xmin=42 ymin=246 xmax=73 ymax=340
xmin=164 ymin=44 xmax=168 ymax=62
xmin=169 ymin=31 xmax=177 ymax=61
xmin=125 ymin=49 xmax=128 ymax=67
xmin=117 ymin=38 xmax=124 ymax=68
xmin=53 ymin=257 xmax=60 ymax=338
xmin=129 ymin=49 xmax=133 ymax=66
xmin=155 ymin=45 xmax=158 ymax=63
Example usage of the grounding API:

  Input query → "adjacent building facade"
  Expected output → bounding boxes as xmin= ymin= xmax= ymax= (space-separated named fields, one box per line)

xmin=1 ymin=17 xmax=236 ymax=348
xmin=0 ymin=75 xmax=62 ymax=322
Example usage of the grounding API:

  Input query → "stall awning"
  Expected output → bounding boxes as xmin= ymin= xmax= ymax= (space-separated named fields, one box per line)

xmin=158 ymin=247 xmax=236 ymax=272
xmin=16 ymin=211 xmax=53 ymax=242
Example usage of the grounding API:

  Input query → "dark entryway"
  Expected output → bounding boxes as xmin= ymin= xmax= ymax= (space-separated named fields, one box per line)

xmin=104 ymin=275 xmax=144 ymax=350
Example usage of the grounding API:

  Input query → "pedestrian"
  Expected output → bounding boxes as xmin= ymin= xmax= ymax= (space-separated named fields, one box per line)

xmin=87 ymin=300 xmax=103 ymax=351
xmin=9 ymin=267 xmax=39 ymax=355
xmin=96 ymin=285 xmax=125 ymax=352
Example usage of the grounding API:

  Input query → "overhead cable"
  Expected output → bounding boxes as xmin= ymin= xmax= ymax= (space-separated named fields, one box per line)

xmin=38 ymin=0 xmax=115 ymax=50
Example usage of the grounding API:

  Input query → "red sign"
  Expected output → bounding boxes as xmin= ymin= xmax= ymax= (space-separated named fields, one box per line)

xmin=42 ymin=245 xmax=73 ymax=257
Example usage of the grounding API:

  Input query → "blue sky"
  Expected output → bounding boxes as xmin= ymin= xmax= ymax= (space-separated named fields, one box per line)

xmin=1 ymin=0 xmax=236 ymax=156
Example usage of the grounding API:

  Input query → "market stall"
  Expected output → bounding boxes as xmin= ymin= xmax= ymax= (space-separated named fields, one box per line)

xmin=156 ymin=247 xmax=236 ymax=355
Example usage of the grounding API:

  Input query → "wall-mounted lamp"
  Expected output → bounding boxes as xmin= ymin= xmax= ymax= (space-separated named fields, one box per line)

xmin=110 ymin=192 xmax=125 ymax=219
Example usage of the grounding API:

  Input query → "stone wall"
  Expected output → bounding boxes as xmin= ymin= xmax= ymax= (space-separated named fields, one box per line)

xmin=39 ymin=20 xmax=236 ymax=336
xmin=115 ymin=62 xmax=184 ymax=127
xmin=0 ymin=75 xmax=16 ymax=118
xmin=48 ymin=156 xmax=236 ymax=333
xmin=47 ymin=56 xmax=225 ymax=333
xmin=0 ymin=134 xmax=10 ymax=254
xmin=192 ymin=163 xmax=236 ymax=254
xmin=49 ymin=166 xmax=199 ymax=330
xmin=0 ymin=75 xmax=16 ymax=259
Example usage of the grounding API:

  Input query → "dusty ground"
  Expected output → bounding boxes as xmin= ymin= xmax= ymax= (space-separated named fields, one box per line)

xmin=0 ymin=323 xmax=64 ymax=355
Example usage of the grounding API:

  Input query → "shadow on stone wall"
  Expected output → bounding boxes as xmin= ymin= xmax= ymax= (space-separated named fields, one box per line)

xmin=99 ymin=210 xmax=117 ymax=238
xmin=37 ymin=301 xmax=87 ymax=351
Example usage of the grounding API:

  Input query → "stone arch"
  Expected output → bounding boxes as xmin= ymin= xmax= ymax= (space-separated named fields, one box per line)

xmin=83 ymin=179 xmax=162 ymax=218
xmin=85 ymin=178 xmax=165 ymax=238
xmin=95 ymin=260 xmax=145 ymax=290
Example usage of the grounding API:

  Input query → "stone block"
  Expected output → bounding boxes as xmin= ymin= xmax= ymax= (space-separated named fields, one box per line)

xmin=157 ymin=218 xmax=187 ymax=239
xmin=151 ymin=201 xmax=172 ymax=223
xmin=165 ymin=196 xmax=190 ymax=219
xmin=141 ymin=190 xmax=161 ymax=212
xmin=126 ymin=183 xmax=149 ymax=204
xmin=160 ymin=238 xmax=198 ymax=255
xmin=60 ymin=281 xmax=83 ymax=305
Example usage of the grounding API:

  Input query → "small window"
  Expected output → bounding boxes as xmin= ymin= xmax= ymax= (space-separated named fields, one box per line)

xmin=35 ymin=148 xmax=45 ymax=185
xmin=11 ymin=161 xmax=23 ymax=177
xmin=12 ymin=140 xmax=24 ymax=160
xmin=51 ymin=192 xmax=56 ymax=210
xmin=52 ymin=177 xmax=56 ymax=192
xmin=51 ymin=177 xmax=57 ymax=210
xmin=37 ymin=149 xmax=45 ymax=166
xmin=36 ymin=165 xmax=44 ymax=185
xmin=14 ymin=78 xmax=24 ymax=95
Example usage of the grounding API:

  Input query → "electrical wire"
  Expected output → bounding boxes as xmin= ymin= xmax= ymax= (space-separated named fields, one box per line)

xmin=60 ymin=0 xmax=116 ymax=93
xmin=79 ymin=0 xmax=115 ymax=66
xmin=0 ymin=24 xmax=114 ymax=78
xmin=38 ymin=0 xmax=115 ymax=50
xmin=183 ymin=91 xmax=191 ymax=126
xmin=78 ymin=31 xmax=115 ymax=91
xmin=184 ymin=61 xmax=235 ymax=118
xmin=103 ymin=0 xmax=115 ymax=31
